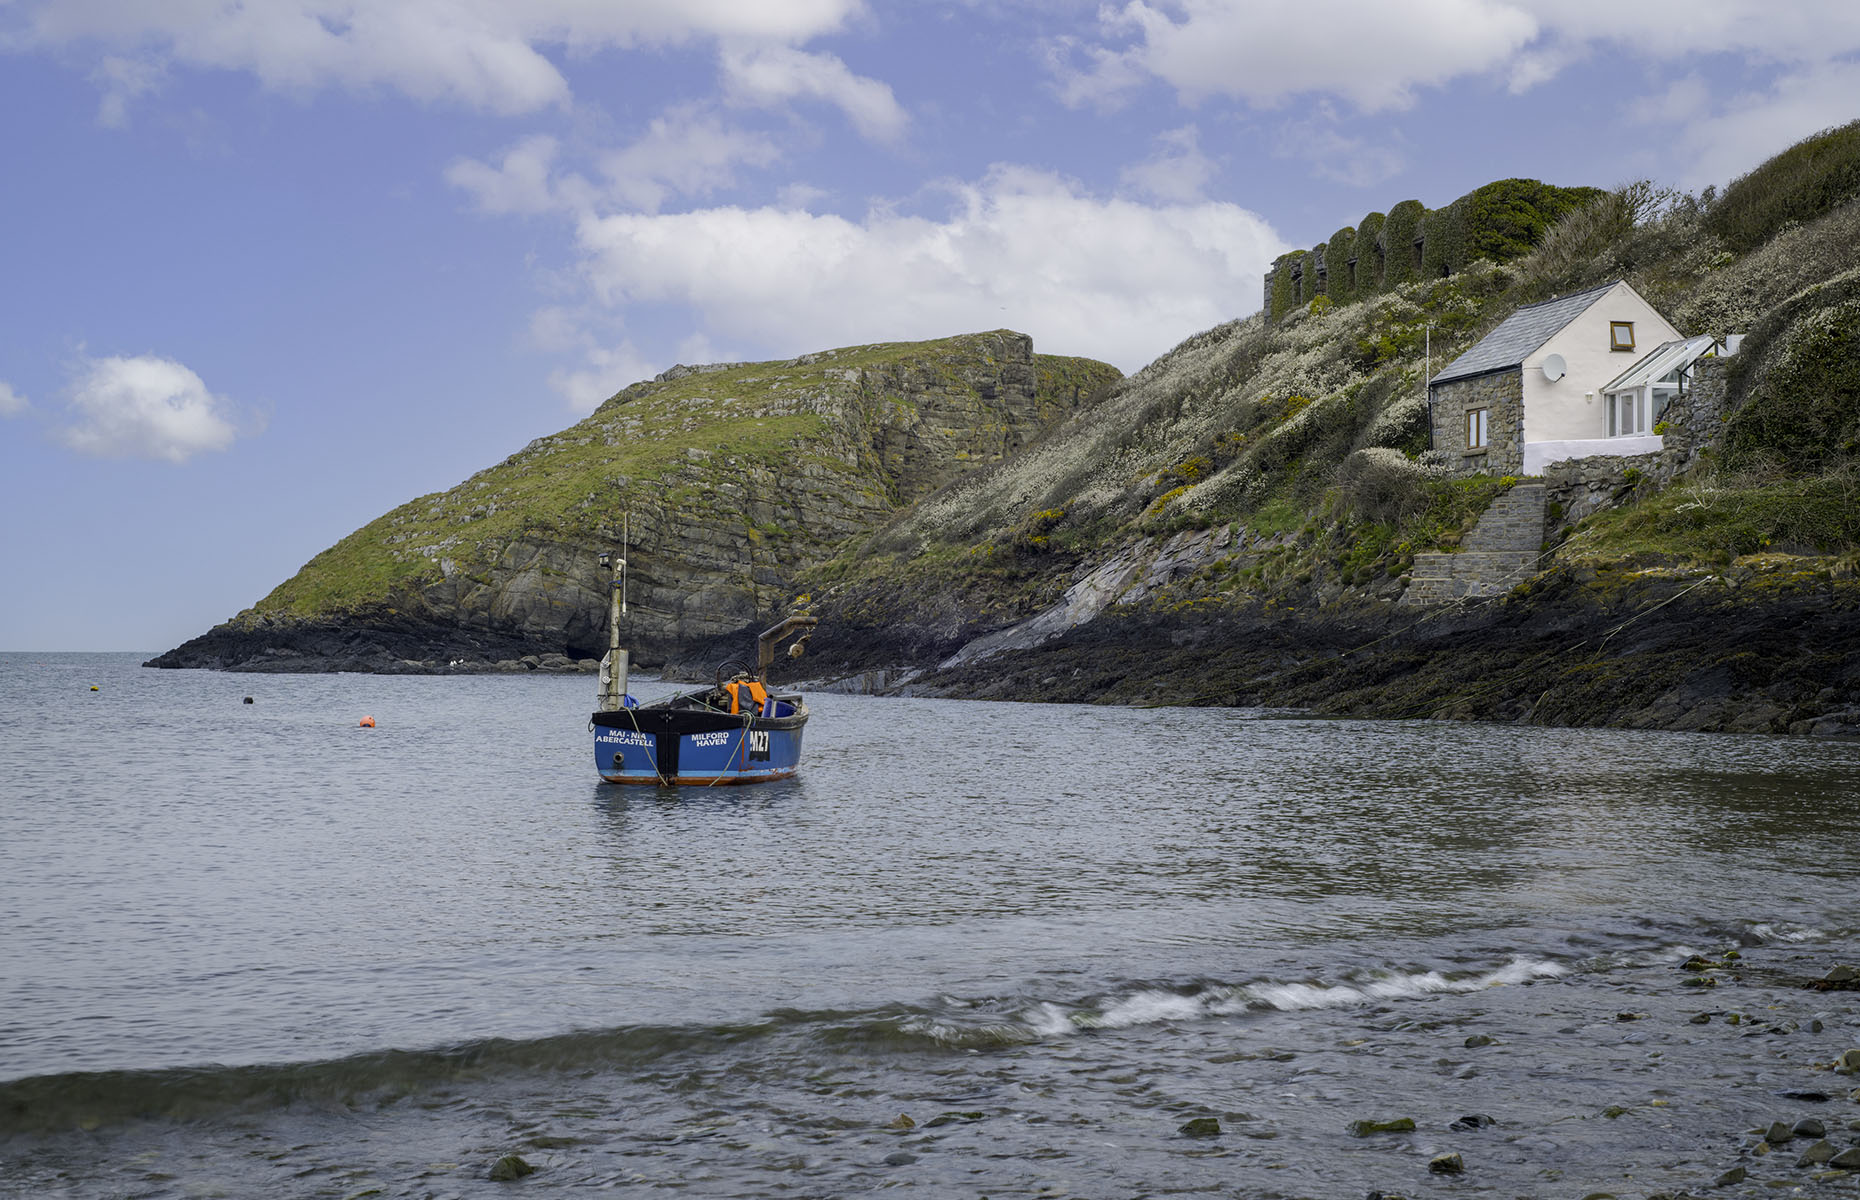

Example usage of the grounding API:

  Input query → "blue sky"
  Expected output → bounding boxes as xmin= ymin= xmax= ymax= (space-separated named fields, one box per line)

xmin=3 ymin=0 xmax=1857 ymax=651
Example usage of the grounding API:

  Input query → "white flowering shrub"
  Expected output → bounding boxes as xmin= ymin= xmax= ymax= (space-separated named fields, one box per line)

xmin=1335 ymin=448 xmax=1431 ymax=523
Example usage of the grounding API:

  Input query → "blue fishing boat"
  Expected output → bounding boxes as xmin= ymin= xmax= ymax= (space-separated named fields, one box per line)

xmin=588 ymin=540 xmax=815 ymax=786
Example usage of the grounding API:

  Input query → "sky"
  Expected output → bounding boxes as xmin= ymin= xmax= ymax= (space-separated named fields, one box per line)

xmin=2 ymin=1 xmax=1857 ymax=652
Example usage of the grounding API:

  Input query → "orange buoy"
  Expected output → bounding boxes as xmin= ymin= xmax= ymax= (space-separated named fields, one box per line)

xmin=359 ymin=715 xmax=376 ymax=728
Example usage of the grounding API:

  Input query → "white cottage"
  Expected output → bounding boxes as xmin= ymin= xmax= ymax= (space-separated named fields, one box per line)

xmin=1426 ymin=280 xmax=1722 ymax=475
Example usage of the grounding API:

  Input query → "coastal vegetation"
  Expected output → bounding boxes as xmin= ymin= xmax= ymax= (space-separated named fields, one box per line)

xmin=157 ymin=124 xmax=1860 ymax=731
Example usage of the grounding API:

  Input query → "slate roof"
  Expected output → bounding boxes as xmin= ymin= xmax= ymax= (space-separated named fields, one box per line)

xmin=1429 ymin=280 xmax=1620 ymax=387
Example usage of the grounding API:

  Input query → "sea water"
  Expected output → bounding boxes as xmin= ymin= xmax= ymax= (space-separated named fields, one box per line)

xmin=2 ymin=651 xmax=1858 ymax=1197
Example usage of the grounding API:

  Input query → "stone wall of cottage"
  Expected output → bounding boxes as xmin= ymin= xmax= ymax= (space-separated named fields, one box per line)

xmin=1429 ymin=371 xmax=1524 ymax=476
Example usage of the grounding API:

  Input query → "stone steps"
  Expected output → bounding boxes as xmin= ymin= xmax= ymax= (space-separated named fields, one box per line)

xmin=1403 ymin=484 xmax=1547 ymax=605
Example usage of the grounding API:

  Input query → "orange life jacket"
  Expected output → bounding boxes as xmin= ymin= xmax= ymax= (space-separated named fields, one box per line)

xmin=725 ymin=679 xmax=769 ymax=715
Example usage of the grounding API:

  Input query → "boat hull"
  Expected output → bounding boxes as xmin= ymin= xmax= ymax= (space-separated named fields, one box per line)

xmin=591 ymin=702 xmax=807 ymax=785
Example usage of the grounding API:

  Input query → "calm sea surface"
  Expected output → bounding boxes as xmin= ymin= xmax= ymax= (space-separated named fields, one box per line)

xmin=2 ymin=651 xmax=1858 ymax=1198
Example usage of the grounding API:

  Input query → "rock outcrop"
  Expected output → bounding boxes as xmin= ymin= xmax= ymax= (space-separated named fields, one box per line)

xmin=150 ymin=331 xmax=1119 ymax=672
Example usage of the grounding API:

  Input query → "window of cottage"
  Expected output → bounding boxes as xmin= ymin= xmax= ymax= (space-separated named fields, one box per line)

xmin=1607 ymin=391 xmax=1643 ymax=437
xmin=1466 ymin=408 xmax=1489 ymax=450
xmin=1610 ymin=321 xmax=1635 ymax=351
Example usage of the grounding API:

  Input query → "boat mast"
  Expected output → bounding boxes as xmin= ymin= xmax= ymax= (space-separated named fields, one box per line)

xmin=596 ymin=512 xmax=630 ymax=711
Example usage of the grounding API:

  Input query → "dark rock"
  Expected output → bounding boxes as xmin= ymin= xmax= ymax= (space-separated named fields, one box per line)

xmin=1690 ymin=1013 xmax=1712 ymax=1024
xmin=1450 ymin=1114 xmax=1496 ymax=1131
xmin=1796 ymin=1140 xmax=1835 ymax=1166
xmin=885 ymin=1113 xmax=915 ymax=1130
xmin=1832 ymin=1147 xmax=1860 ymax=1169
xmin=1603 ymin=1105 xmax=1629 ymax=1119
xmin=1795 ymin=1119 xmax=1827 ymax=1138
xmin=1427 ymin=1152 xmax=1464 ymax=1175
xmin=1766 ymin=1121 xmax=1795 ymax=1143
xmin=883 ymin=1151 xmax=917 ymax=1166
xmin=924 ymin=1111 xmax=985 ymax=1127
xmin=1349 ymin=1117 xmax=1415 ymax=1136
xmin=488 ymin=1154 xmax=535 ymax=1182
xmin=1715 ymin=1165 xmax=1747 ymax=1186
xmin=1179 ymin=1117 xmax=1222 ymax=1137
xmin=1463 ymin=1034 xmax=1497 ymax=1047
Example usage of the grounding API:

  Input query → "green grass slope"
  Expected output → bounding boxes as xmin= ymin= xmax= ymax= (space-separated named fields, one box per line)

xmin=247 ymin=331 xmax=1118 ymax=624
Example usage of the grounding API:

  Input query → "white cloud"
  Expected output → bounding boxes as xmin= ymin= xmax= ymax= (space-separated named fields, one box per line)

xmin=448 ymin=108 xmax=781 ymax=217
xmin=18 ymin=0 xmax=868 ymax=116
xmin=1119 ymin=124 xmax=1216 ymax=203
xmin=1060 ymin=0 xmax=1860 ymax=117
xmin=719 ymin=43 xmax=908 ymax=142
xmin=90 ymin=54 xmax=166 ymax=127
xmin=548 ymin=341 xmax=660 ymax=414
xmin=1273 ymin=111 xmax=1407 ymax=188
xmin=1660 ymin=59 xmax=1860 ymax=190
xmin=57 ymin=355 xmax=241 ymax=463
xmin=0 ymin=381 xmax=27 ymax=416
xmin=1508 ymin=0 xmax=1860 ymax=69
xmin=570 ymin=165 xmax=1286 ymax=373
xmin=1064 ymin=0 xmax=1538 ymax=111
xmin=446 ymin=133 xmax=570 ymax=215
xmin=598 ymin=105 xmax=782 ymax=212
xmin=1629 ymin=74 xmax=1711 ymax=127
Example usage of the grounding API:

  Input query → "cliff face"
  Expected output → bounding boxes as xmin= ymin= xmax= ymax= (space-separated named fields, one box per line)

xmin=150 ymin=331 xmax=1118 ymax=672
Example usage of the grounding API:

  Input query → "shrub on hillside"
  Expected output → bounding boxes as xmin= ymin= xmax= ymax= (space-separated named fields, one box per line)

xmin=1420 ymin=199 xmax=1467 ymax=279
xmin=1350 ymin=213 xmax=1386 ymax=297
xmin=1512 ymin=181 xmax=1684 ymax=298
xmin=1381 ymin=201 xmax=1426 ymax=288
xmin=1706 ymin=120 xmax=1860 ymax=252
xmin=1325 ymin=226 xmax=1357 ymax=304
xmin=1462 ymin=179 xmax=1607 ymax=263
xmin=1723 ymin=283 xmax=1860 ymax=475
xmin=1337 ymin=447 xmax=1432 ymax=523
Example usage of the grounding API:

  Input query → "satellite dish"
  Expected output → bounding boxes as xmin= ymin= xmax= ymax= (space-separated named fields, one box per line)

xmin=1541 ymin=353 xmax=1567 ymax=382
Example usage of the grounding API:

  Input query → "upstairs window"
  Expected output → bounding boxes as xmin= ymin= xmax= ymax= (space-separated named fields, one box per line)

xmin=1466 ymin=408 xmax=1490 ymax=450
xmin=1610 ymin=321 xmax=1636 ymax=351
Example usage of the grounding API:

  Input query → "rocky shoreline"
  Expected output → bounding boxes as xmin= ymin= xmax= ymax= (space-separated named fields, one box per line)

xmin=141 ymin=608 xmax=601 ymax=675
xmin=145 ymin=557 xmax=1860 ymax=739
xmin=804 ymin=561 xmax=1860 ymax=736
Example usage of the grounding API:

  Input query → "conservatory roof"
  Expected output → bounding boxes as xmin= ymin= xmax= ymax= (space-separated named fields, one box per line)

xmin=1428 ymin=280 xmax=1619 ymax=386
xmin=1599 ymin=335 xmax=1719 ymax=394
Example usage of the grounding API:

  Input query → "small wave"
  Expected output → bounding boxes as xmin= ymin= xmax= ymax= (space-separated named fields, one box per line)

xmin=0 ymin=1015 xmax=825 ymax=1135
xmin=1749 ymin=922 xmax=1827 ymax=944
xmin=1 ymin=960 xmax=1571 ymax=1134
xmin=1036 ymin=958 xmax=1567 ymax=1034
